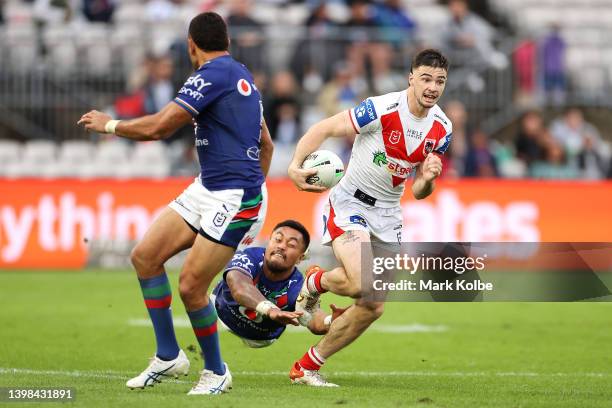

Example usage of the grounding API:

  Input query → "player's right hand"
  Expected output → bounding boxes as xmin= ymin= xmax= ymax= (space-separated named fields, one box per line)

xmin=268 ymin=308 xmax=304 ymax=326
xmin=288 ymin=165 xmax=327 ymax=193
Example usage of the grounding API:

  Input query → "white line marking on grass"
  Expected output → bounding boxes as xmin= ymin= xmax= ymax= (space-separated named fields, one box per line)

xmin=127 ymin=318 xmax=449 ymax=333
xmin=2 ymin=367 xmax=609 ymax=380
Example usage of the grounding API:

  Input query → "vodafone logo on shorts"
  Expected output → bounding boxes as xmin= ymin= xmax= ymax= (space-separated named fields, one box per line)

xmin=237 ymin=79 xmax=252 ymax=96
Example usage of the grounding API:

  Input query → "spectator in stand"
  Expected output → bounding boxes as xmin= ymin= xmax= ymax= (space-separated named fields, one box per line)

xmin=264 ymin=71 xmax=301 ymax=144
xmin=530 ymin=140 xmax=578 ymax=179
xmin=144 ymin=56 xmax=175 ymax=115
xmin=343 ymin=0 xmax=393 ymax=90
xmin=443 ymin=100 xmax=469 ymax=178
xmin=549 ymin=108 xmax=603 ymax=166
xmin=290 ymin=2 xmax=342 ymax=88
xmin=145 ymin=0 xmax=185 ymax=22
xmin=372 ymin=0 xmax=417 ymax=51
xmin=441 ymin=0 xmax=507 ymax=91
xmin=513 ymin=36 xmax=538 ymax=107
xmin=515 ymin=110 xmax=547 ymax=168
xmin=464 ymin=129 xmax=498 ymax=177
xmin=540 ymin=24 xmax=566 ymax=106
xmin=82 ymin=0 xmax=115 ymax=23
xmin=226 ymin=0 xmax=266 ymax=72
xmin=316 ymin=62 xmax=362 ymax=118
xmin=577 ymin=134 xmax=608 ymax=180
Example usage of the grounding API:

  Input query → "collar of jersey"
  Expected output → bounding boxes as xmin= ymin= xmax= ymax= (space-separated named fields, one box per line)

xmin=199 ymin=54 xmax=232 ymax=69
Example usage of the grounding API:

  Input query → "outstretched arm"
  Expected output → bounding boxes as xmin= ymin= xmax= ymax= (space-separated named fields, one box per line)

xmin=412 ymin=153 xmax=443 ymax=200
xmin=77 ymin=102 xmax=192 ymax=141
xmin=288 ymin=111 xmax=355 ymax=192
xmin=225 ymin=270 xmax=302 ymax=326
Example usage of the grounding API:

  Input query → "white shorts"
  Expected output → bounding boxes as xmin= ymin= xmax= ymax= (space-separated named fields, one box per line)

xmin=321 ymin=185 xmax=403 ymax=245
xmin=169 ymin=177 xmax=267 ymax=249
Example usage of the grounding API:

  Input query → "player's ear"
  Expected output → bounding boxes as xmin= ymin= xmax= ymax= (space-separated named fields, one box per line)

xmin=188 ymin=37 xmax=196 ymax=55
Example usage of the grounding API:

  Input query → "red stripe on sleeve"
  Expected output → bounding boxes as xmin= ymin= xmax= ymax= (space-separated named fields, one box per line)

xmin=348 ymin=110 xmax=359 ymax=134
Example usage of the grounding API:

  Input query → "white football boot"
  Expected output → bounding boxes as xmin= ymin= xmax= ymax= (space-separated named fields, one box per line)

xmin=295 ymin=265 xmax=325 ymax=326
xmin=126 ymin=349 xmax=190 ymax=389
xmin=289 ymin=363 xmax=338 ymax=387
xmin=187 ymin=363 xmax=232 ymax=395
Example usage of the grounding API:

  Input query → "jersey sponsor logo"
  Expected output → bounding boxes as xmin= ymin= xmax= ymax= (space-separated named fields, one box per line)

xmin=213 ymin=212 xmax=228 ymax=227
xmin=372 ymin=151 xmax=413 ymax=177
xmin=354 ymin=99 xmax=377 ymax=128
xmin=246 ymin=146 xmax=260 ymax=160
xmin=434 ymin=113 xmax=448 ymax=125
xmin=185 ymin=74 xmax=212 ymax=91
xmin=237 ymin=79 xmax=252 ymax=96
xmin=386 ymin=102 xmax=399 ymax=111
xmin=389 ymin=130 xmax=402 ymax=144
xmin=178 ymin=87 xmax=205 ymax=101
xmin=424 ymin=138 xmax=436 ymax=155
xmin=372 ymin=151 xmax=388 ymax=167
xmin=239 ymin=305 xmax=263 ymax=322
xmin=231 ymin=253 xmax=254 ymax=270
xmin=406 ymin=129 xmax=424 ymax=139
xmin=386 ymin=161 xmax=414 ymax=177
xmin=195 ymin=138 xmax=209 ymax=147
xmin=349 ymin=215 xmax=367 ymax=227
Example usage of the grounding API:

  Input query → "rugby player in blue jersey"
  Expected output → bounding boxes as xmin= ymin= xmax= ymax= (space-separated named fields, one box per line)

xmin=212 ymin=220 xmax=345 ymax=349
xmin=77 ymin=12 xmax=274 ymax=395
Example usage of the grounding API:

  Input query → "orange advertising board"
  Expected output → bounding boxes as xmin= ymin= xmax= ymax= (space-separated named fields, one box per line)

xmin=1 ymin=178 xmax=611 ymax=269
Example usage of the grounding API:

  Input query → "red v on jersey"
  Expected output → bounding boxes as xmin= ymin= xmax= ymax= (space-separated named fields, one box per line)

xmin=406 ymin=120 xmax=446 ymax=163
xmin=380 ymin=111 xmax=409 ymax=187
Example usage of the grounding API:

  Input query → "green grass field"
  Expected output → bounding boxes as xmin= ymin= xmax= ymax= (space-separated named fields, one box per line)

xmin=1 ymin=270 xmax=611 ymax=407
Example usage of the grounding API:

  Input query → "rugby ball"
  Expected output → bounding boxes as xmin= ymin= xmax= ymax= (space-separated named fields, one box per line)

xmin=301 ymin=150 xmax=345 ymax=189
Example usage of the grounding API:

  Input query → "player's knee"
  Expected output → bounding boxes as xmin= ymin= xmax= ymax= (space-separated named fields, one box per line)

xmin=178 ymin=273 xmax=206 ymax=306
xmin=360 ymin=301 xmax=385 ymax=321
xmin=130 ymin=245 xmax=149 ymax=270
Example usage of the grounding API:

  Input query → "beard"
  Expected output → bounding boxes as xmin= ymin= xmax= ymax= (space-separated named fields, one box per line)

xmin=265 ymin=257 xmax=289 ymax=275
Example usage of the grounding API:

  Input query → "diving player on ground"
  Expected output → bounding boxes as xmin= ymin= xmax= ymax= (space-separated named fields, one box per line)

xmin=77 ymin=12 xmax=273 ymax=395
xmin=212 ymin=220 xmax=346 ymax=348
xmin=287 ymin=49 xmax=453 ymax=386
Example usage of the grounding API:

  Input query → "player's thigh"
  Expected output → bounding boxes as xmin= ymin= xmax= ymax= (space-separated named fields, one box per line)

xmin=179 ymin=233 xmax=236 ymax=296
xmin=132 ymin=207 xmax=196 ymax=266
xmin=331 ymin=229 xmax=371 ymax=284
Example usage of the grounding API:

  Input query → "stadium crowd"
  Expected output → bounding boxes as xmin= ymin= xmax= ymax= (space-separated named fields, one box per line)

xmin=0 ymin=0 xmax=611 ymax=180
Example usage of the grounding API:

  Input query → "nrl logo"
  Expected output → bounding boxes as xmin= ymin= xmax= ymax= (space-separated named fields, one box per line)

xmin=389 ymin=130 xmax=401 ymax=144
xmin=372 ymin=151 xmax=388 ymax=167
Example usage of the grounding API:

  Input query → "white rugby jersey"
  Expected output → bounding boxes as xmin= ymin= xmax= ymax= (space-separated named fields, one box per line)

xmin=339 ymin=90 xmax=453 ymax=208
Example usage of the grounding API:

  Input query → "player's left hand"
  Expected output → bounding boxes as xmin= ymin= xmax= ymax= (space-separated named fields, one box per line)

xmin=77 ymin=110 xmax=112 ymax=133
xmin=330 ymin=304 xmax=348 ymax=322
xmin=268 ymin=308 xmax=304 ymax=326
xmin=422 ymin=153 xmax=443 ymax=182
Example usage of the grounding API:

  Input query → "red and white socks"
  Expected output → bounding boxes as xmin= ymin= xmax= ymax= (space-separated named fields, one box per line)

xmin=297 ymin=346 xmax=326 ymax=371
xmin=306 ymin=267 xmax=327 ymax=295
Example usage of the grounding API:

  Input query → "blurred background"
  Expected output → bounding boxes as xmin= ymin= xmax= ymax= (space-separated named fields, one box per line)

xmin=1 ymin=0 xmax=611 ymax=269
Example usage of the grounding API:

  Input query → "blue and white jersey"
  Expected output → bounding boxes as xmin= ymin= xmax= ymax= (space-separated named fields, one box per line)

xmin=173 ymin=55 xmax=265 ymax=191
xmin=212 ymin=247 xmax=303 ymax=341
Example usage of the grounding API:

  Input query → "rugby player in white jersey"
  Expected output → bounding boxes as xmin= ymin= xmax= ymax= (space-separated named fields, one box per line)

xmin=287 ymin=49 xmax=453 ymax=386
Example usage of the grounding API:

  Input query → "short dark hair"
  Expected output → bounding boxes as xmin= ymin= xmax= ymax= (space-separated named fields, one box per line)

xmin=410 ymin=49 xmax=450 ymax=73
xmin=273 ymin=220 xmax=310 ymax=251
xmin=188 ymin=12 xmax=229 ymax=52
